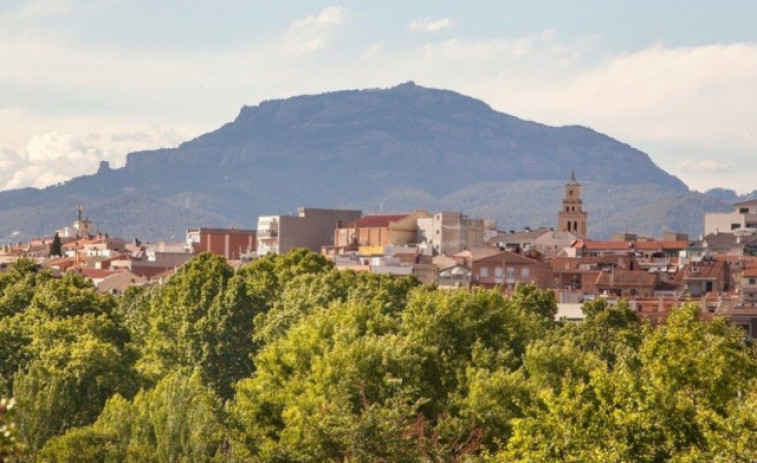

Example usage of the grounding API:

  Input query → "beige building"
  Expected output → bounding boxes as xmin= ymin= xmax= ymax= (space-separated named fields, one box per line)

xmin=257 ymin=207 xmax=362 ymax=255
xmin=417 ymin=212 xmax=492 ymax=256
xmin=331 ymin=211 xmax=430 ymax=256
xmin=493 ymin=228 xmax=577 ymax=258
xmin=704 ymin=200 xmax=757 ymax=236
xmin=557 ymin=173 xmax=588 ymax=239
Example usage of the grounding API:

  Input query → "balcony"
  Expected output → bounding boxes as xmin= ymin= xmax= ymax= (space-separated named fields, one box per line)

xmin=257 ymin=229 xmax=278 ymax=240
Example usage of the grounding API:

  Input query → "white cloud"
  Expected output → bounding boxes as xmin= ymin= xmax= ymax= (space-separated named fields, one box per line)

xmin=407 ymin=17 xmax=455 ymax=33
xmin=283 ymin=6 xmax=347 ymax=54
xmin=679 ymin=159 xmax=731 ymax=173
xmin=0 ymin=128 xmax=186 ymax=190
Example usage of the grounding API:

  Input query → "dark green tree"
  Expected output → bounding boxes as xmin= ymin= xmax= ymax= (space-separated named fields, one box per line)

xmin=49 ymin=232 xmax=63 ymax=257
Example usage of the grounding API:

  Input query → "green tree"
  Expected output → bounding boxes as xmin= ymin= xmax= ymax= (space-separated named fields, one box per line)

xmin=500 ymin=304 xmax=757 ymax=462
xmin=13 ymin=314 xmax=137 ymax=453
xmin=130 ymin=253 xmax=258 ymax=399
xmin=49 ymin=232 xmax=62 ymax=258
xmin=1 ymin=397 xmax=21 ymax=462
xmin=40 ymin=372 xmax=227 ymax=463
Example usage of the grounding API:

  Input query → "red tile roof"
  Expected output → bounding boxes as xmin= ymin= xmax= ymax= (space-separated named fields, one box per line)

xmin=674 ymin=260 xmax=726 ymax=281
xmin=79 ymin=269 xmax=116 ymax=279
xmin=474 ymin=250 xmax=542 ymax=265
xmin=743 ymin=267 xmax=757 ymax=278
xmin=633 ymin=240 xmax=688 ymax=251
xmin=583 ymin=241 xmax=631 ymax=250
xmin=595 ymin=270 xmax=658 ymax=287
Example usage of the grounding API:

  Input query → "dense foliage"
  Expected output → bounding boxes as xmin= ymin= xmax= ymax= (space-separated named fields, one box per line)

xmin=1 ymin=251 xmax=756 ymax=462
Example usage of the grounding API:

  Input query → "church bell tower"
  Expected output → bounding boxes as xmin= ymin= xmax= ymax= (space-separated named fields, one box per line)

xmin=558 ymin=173 xmax=588 ymax=239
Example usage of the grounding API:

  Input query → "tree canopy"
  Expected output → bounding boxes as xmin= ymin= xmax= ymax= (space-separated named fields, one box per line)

xmin=0 ymin=251 xmax=755 ymax=462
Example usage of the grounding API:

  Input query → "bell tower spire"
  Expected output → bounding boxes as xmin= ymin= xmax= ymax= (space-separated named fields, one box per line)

xmin=558 ymin=173 xmax=588 ymax=239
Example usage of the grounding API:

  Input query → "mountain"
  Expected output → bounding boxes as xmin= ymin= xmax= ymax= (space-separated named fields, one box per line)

xmin=0 ymin=82 xmax=740 ymax=243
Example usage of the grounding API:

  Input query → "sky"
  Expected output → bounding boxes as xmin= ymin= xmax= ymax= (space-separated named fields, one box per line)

xmin=1 ymin=0 xmax=756 ymax=193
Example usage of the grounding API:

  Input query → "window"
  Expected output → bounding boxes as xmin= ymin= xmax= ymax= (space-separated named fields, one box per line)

xmin=495 ymin=267 xmax=503 ymax=277
xmin=506 ymin=268 xmax=515 ymax=280
xmin=740 ymin=208 xmax=749 ymax=213
xmin=480 ymin=267 xmax=489 ymax=277
xmin=732 ymin=223 xmax=740 ymax=230
xmin=521 ymin=267 xmax=530 ymax=278
xmin=750 ymin=278 xmax=756 ymax=285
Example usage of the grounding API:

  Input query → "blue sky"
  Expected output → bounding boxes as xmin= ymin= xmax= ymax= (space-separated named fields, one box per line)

xmin=1 ymin=0 xmax=756 ymax=192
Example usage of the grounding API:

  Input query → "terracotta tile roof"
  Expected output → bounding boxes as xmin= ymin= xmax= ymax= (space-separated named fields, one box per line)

xmin=743 ymin=267 xmax=757 ymax=278
xmin=474 ymin=250 xmax=542 ymax=265
xmin=79 ymin=269 xmax=116 ymax=279
xmin=583 ymin=241 xmax=631 ymax=251
xmin=454 ymin=247 xmax=503 ymax=261
xmin=550 ymin=257 xmax=581 ymax=271
xmin=674 ymin=260 xmax=726 ymax=281
xmin=633 ymin=240 xmax=688 ymax=251
xmin=551 ymin=256 xmax=635 ymax=271
xmin=596 ymin=269 xmax=658 ymax=287
xmin=347 ymin=214 xmax=408 ymax=228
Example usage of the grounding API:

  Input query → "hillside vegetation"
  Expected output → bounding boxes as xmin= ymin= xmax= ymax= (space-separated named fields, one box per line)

xmin=2 ymin=250 xmax=757 ymax=462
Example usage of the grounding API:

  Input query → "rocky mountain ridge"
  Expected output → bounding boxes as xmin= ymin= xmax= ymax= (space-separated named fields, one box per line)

xmin=0 ymin=83 xmax=749 ymax=242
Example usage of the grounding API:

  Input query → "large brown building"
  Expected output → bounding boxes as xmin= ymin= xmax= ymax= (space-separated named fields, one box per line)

xmin=186 ymin=227 xmax=257 ymax=260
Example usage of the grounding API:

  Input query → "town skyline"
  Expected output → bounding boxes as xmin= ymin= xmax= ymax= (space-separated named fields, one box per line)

xmin=1 ymin=1 xmax=756 ymax=193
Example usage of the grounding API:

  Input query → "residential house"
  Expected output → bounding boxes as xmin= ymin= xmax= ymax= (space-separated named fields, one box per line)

xmin=491 ymin=228 xmax=577 ymax=259
xmin=437 ymin=264 xmax=472 ymax=289
xmin=417 ymin=212 xmax=493 ymax=256
xmin=704 ymin=199 xmax=757 ymax=235
xmin=258 ymin=207 xmax=362 ymax=255
xmin=471 ymin=250 xmax=552 ymax=290
xmin=740 ymin=266 xmax=757 ymax=308
xmin=687 ymin=233 xmax=757 ymax=258
xmin=594 ymin=269 xmax=660 ymax=299
xmin=674 ymin=257 xmax=729 ymax=297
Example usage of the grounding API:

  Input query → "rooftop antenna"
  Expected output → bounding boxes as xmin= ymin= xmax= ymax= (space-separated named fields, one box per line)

xmin=77 ymin=204 xmax=83 ymax=238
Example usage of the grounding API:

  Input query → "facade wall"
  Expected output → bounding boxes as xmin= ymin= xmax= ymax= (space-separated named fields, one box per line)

xmin=473 ymin=261 xmax=552 ymax=289
xmin=194 ymin=229 xmax=256 ymax=260
xmin=431 ymin=212 xmax=486 ymax=255
xmin=355 ymin=226 xmax=390 ymax=247
xmin=278 ymin=208 xmax=362 ymax=254
xmin=389 ymin=212 xmax=427 ymax=246
xmin=704 ymin=212 xmax=757 ymax=235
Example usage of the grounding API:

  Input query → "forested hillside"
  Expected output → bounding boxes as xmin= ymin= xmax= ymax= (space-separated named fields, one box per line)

xmin=2 ymin=251 xmax=757 ymax=462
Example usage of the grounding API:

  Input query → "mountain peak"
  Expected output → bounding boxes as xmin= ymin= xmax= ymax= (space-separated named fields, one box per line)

xmin=0 ymin=83 xmax=695 ymax=241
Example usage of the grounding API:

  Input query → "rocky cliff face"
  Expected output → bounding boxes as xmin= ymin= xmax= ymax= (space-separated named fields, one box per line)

xmin=0 ymin=83 xmax=726 ymax=242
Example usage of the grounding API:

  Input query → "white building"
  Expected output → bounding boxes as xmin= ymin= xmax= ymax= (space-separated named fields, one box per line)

xmin=704 ymin=200 xmax=757 ymax=236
